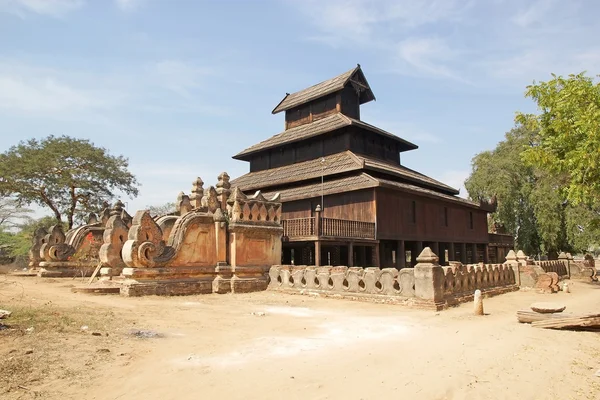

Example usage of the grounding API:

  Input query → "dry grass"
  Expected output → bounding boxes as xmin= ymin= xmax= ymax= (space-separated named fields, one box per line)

xmin=0 ymin=294 xmax=128 ymax=399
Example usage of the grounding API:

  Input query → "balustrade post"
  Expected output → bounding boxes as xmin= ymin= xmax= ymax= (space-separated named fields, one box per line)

xmin=314 ymin=205 xmax=321 ymax=238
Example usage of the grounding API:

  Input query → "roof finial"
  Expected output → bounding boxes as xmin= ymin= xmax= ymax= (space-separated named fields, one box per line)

xmin=357 ymin=63 xmax=361 ymax=68
xmin=285 ymin=92 xmax=290 ymax=95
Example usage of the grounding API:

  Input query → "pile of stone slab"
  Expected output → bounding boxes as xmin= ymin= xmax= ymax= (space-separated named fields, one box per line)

xmin=517 ymin=302 xmax=600 ymax=330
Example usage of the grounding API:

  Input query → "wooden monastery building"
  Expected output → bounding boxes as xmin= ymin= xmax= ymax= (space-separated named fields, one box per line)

xmin=231 ymin=65 xmax=513 ymax=268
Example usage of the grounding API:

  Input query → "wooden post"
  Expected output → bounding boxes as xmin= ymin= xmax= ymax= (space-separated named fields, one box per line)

xmin=414 ymin=241 xmax=423 ymax=267
xmin=348 ymin=242 xmax=354 ymax=267
xmin=472 ymin=243 xmax=478 ymax=263
xmin=374 ymin=244 xmax=380 ymax=267
xmin=396 ymin=240 xmax=406 ymax=269
xmin=484 ymin=244 xmax=490 ymax=264
xmin=358 ymin=246 xmax=366 ymax=267
xmin=314 ymin=205 xmax=321 ymax=238
xmin=431 ymin=242 xmax=440 ymax=261
xmin=448 ymin=243 xmax=455 ymax=262
xmin=460 ymin=243 xmax=467 ymax=264
xmin=315 ymin=241 xmax=321 ymax=267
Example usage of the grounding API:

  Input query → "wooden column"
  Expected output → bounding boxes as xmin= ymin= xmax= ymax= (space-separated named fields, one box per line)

xmin=396 ymin=240 xmax=406 ymax=269
xmin=348 ymin=242 xmax=354 ymax=267
xmin=374 ymin=244 xmax=380 ymax=268
xmin=448 ymin=243 xmax=455 ymax=262
xmin=471 ymin=243 xmax=478 ymax=263
xmin=460 ymin=243 xmax=467 ymax=264
xmin=413 ymin=241 xmax=423 ymax=267
xmin=315 ymin=241 xmax=321 ymax=267
xmin=358 ymin=246 xmax=366 ymax=267
xmin=314 ymin=205 xmax=321 ymax=238
xmin=484 ymin=244 xmax=490 ymax=264
xmin=431 ymin=242 xmax=440 ymax=260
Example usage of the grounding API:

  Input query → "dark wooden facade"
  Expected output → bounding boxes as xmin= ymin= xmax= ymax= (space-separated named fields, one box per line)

xmin=231 ymin=65 xmax=513 ymax=267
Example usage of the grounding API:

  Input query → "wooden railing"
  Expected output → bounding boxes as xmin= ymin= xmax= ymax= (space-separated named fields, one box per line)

xmin=283 ymin=217 xmax=315 ymax=237
xmin=488 ymin=233 xmax=514 ymax=246
xmin=320 ymin=217 xmax=376 ymax=239
xmin=282 ymin=217 xmax=376 ymax=240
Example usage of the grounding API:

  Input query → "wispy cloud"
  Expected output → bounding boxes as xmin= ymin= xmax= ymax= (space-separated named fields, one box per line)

xmin=150 ymin=60 xmax=215 ymax=97
xmin=511 ymin=0 xmax=557 ymax=27
xmin=0 ymin=0 xmax=83 ymax=17
xmin=0 ymin=61 xmax=124 ymax=117
xmin=114 ymin=0 xmax=142 ymax=12
xmin=395 ymin=37 xmax=468 ymax=81
xmin=290 ymin=0 xmax=598 ymax=87
xmin=0 ymin=58 xmax=230 ymax=121
xmin=291 ymin=0 xmax=471 ymax=80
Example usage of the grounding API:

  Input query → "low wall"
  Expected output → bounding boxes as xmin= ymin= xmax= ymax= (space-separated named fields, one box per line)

xmin=535 ymin=260 xmax=568 ymax=278
xmin=268 ymin=265 xmax=416 ymax=302
xmin=441 ymin=262 xmax=518 ymax=305
xmin=268 ymin=248 xmax=519 ymax=310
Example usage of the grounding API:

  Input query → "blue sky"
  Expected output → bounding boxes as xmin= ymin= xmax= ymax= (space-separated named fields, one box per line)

xmin=1 ymin=0 xmax=599 ymax=217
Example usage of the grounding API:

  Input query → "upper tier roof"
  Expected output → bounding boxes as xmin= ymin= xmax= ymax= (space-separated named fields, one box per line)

xmin=271 ymin=65 xmax=375 ymax=114
xmin=230 ymin=150 xmax=459 ymax=196
xmin=258 ymin=173 xmax=479 ymax=209
xmin=233 ymin=113 xmax=418 ymax=160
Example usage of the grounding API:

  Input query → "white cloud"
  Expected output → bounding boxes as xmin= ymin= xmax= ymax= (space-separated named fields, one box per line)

xmin=114 ymin=0 xmax=142 ymax=12
xmin=291 ymin=0 xmax=471 ymax=79
xmin=511 ymin=0 xmax=557 ymax=27
xmin=395 ymin=37 xmax=466 ymax=81
xmin=150 ymin=60 xmax=215 ymax=97
xmin=0 ymin=0 xmax=83 ymax=17
xmin=0 ymin=76 xmax=115 ymax=113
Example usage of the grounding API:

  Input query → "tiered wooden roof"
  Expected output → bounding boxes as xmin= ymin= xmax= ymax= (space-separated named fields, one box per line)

xmin=233 ymin=113 xmax=418 ymax=160
xmin=231 ymin=65 xmax=477 ymax=208
xmin=230 ymin=150 xmax=458 ymax=195
xmin=259 ymin=173 xmax=480 ymax=209
xmin=271 ymin=65 xmax=375 ymax=114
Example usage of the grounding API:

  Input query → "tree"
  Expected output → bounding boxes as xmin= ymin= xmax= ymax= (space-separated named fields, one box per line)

xmin=145 ymin=202 xmax=176 ymax=217
xmin=516 ymin=72 xmax=600 ymax=207
xmin=0 ymin=135 xmax=139 ymax=229
xmin=465 ymin=125 xmax=599 ymax=257
xmin=0 ymin=197 xmax=33 ymax=229
xmin=465 ymin=126 xmax=541 ymax=254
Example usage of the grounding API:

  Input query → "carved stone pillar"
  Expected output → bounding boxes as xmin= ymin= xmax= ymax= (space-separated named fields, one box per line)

xmin=414 ymin=247 xmax=445 ymax=309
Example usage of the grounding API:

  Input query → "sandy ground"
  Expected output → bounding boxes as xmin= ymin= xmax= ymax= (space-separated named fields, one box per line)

xmin=1 ymin=276 xmax=599 ymax=400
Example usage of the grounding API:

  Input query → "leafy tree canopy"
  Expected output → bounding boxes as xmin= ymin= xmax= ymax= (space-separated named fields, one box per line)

xmin=0 ymin=135 xmax=139 ymax=229
xmin=516 ymin=72 xmax=600 ymax=206
xmin=466 ymin=126 xmax=600 ymax=257
xmin=145 ymin=202 xmax=176 ymax=217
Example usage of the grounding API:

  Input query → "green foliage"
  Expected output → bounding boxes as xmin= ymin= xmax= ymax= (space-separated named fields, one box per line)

xmin=0 ymin=216 xmax=61 ymax=260
xmin=0 ymin=197 xmax=33 ymax=229
xmin=0 ymin=135 xmax=139 ymax=229
xmin=145 ymin=202 xmax=177 ymax=217
xmin=516 ymin=72 xmax=600 ymax=206
xmin=465 ymin=126 xmax=541 ymax=254
xmin=465 ymin=126 xmax=600 ymax=256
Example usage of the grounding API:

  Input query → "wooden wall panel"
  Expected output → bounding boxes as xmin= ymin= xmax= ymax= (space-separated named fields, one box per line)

xmin=250 ymin=154 xmax=269 ymax=172
xmin=340 ymin=85 xmax=360 ymax=119
xmin=269 ymin=146 xmax=295 ymax=169
xmin=281 ymin=189 xmax=375 ymax=222
xmin=286 ymin=105 xmax=311 ymax=129
xmin=375 ymin=188 xmax=489 ymax=243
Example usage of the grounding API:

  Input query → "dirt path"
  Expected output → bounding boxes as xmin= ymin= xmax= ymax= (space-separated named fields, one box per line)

xmin=1 ymin=276 xmax=599 ymax=400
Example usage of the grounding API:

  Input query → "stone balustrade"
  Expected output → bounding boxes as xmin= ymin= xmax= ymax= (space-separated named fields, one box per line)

xmin=535 ymin=259 xmax=568 ymax=278
xmin=268 ymin=265 xmax=416 ymax=298
xmin=268 ymin=247 xmax=519 ymax=310
xmin=441 ymin=262 xmax=517 ymax=305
